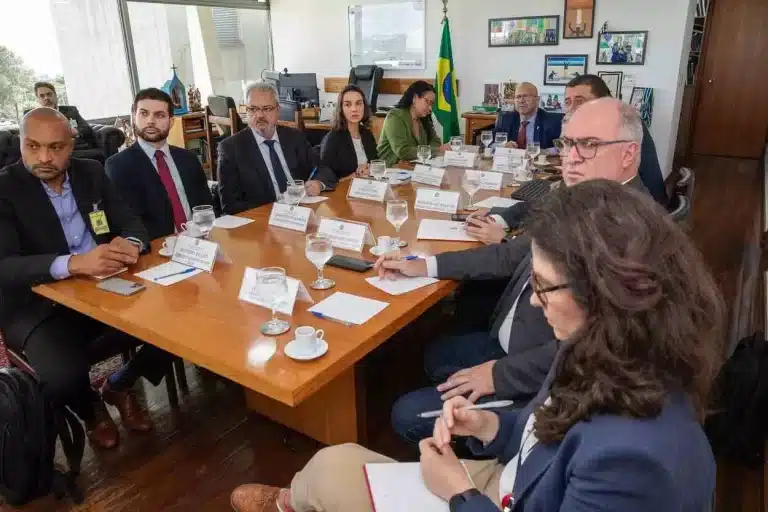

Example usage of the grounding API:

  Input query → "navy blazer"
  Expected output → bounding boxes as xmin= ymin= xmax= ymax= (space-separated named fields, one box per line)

xmin=105 ymin=142 xmax=213 ymax=241
xmin=457 ymin=353 xmax=715 ymax=512
xmin=638 ymin=123 xmax=667 ymax=206
xmin=494 ymin=108 xmax=563 ymax=150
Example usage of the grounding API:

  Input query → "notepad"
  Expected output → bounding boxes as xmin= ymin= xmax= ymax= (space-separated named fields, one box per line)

xmin=473 ymin=196 xmax=521 ymax=209
xmin=134 ymin=261 xmax=203 ymax=286
xmin=300 ymin=195 xmax=329 ymax=205
xmin=308 ymin=292 xmax=388 ymax=325
xmin=366 ymin=276 xmax=439 ymax=296
xmin=213 ymin=215 xmax=254 ymax=229
xmin=364 ymin=462 xmax=448 ymax=512
xmin=416 ymin=219 xmax=477 ymax=242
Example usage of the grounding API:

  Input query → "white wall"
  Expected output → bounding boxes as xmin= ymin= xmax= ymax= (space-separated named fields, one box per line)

xmin=270 ymin=0 xmax=696 ymax=174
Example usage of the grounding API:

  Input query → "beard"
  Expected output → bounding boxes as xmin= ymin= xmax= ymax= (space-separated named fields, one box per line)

xmin=25 ymin=161 xmax=67 ymax=182
xmin=134 ymin=123 xmax=170 ymax=143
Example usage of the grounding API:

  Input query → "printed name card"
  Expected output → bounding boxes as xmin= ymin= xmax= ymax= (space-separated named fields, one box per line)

xmin=171 ymin=235 xmax=218 ymax=272
xmin=414 ymin=188 xmax=460 ymax=214
xmin=347 ymin=178 xmax=391 ymax=202
xmin=492 ymin=147 xmax=527 ymax=173
xmin=238 ymin=267 xmax=314 ymax=315
xmin=317 ymin=218 xmax=375 ymax=252
xmin=268 ymin=203 xmax=313 ymax=232
xmin=411 ymin=164 xmax=445 ymax=187
xmin=443 ymin=150 xmax=477 ymax=168
xmin=465 ymin=169 xmax=504 ymax=191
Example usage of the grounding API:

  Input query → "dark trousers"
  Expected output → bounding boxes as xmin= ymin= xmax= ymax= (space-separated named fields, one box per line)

xmin=392 ymin=331 xmax=507 ymax=445
xmin=5 ymin=307 xmax=173 ymax=422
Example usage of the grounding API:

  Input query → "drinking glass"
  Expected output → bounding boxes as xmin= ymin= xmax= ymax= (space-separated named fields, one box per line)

xmin=462 ymin=172 xmax=482 ymax=211
xmin=417 ymin=145 xmax=431 ymax=164
xmin=386 ymin=200 xmax=409 ymax=248
xmin=449 ymin=136 xmax=463 ymax=152
xmin=526 ymin=142 xmax=541 ymax=161
xmin=514 ymin=158 xmax=533 ymax=183
xmin=191 ymin=205 xmax=215 ymax=238
xmin=494 ymin=133 xmax=508 ymax=148
xmin=258 ymin=267 xmax=291 ymax=335
xmin=480 ymin=130 xmax=493 ymax=150
xmin=370 ymin=160 xmax=386 ymax=181
xmin=284 ymin=179 xmax=306 ymax=205
xmin=305 ymin=234 xmax=335 ymax=290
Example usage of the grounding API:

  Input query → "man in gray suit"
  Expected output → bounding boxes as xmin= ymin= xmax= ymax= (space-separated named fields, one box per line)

xmin=383 ymin=98 xmax=650 ymax=444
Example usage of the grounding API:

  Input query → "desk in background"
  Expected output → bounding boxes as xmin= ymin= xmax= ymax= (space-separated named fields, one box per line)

xmin=461 ymin=112 xmax=498 ymax=146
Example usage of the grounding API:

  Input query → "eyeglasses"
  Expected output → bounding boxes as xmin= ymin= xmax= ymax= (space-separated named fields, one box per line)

xmin=245 ymin=105 xmax=277 ymax=115
xmin=531 ymin=273 xmax=569 ymax=306
xmin=420 ymin=96 xmax=435 ymax=107
xmin=554 ymin=136 xmax=635 ymax=160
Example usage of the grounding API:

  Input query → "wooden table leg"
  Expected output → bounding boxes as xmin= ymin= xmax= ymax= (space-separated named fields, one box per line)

xmin=244 ymin=366 xmax=365 ymax=446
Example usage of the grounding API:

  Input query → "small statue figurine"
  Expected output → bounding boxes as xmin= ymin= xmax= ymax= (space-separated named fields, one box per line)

xmin=188 ymin=87 xmax=202 ymax=112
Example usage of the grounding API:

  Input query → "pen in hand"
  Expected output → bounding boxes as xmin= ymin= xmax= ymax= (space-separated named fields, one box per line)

xmin=417 ymin=399 xmax=514 ymax=418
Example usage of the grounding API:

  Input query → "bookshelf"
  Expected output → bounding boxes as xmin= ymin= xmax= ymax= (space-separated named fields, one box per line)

xmin=167 ymin=111 xmax=213 ymax=178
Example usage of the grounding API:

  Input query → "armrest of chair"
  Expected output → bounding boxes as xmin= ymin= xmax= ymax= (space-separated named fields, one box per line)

xmin=89 ymin=124 xmax=126 ymax=157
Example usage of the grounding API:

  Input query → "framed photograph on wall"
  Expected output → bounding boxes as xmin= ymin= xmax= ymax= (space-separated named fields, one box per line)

xmin=489 ymin=16 xmax=560 ymax=47
xmin=597 ymin=31 xmax=649 ymax=65
xmin=539 ymin=90 xmax=565 ymax=113
xmin=630 ymin=87 xmax=654 ymax=126
xmin=563 ymin=0 xmax=596 ymax=39
xmin=544 ymin=54 xmax=589 ymax=86
xmin=598 ymin=71 xmax=623 ymax=98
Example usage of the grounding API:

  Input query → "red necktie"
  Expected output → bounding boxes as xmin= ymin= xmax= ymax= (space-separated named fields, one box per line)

xmin=155 ymin=150 xmax=186 ymax=232
xmin=517 ymin=120 xmax=529 ymax=149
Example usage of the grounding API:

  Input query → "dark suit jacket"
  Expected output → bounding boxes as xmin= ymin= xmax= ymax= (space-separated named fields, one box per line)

xmin=217 ymin=126 xmax=331 ymax=215
xmin=58 ymin=105 xmax=95 ymax=150
xmin=457 ymin=354 xmax=715 ymax=511
xmin=319 ymin=127 xmax=378 ymax=184
xmin=494 ymin=108 xmax=563 ymax=150
xmin=105 ymin=142 xmax=213 ymax=240
xmin=639 ymin=123 xmax=667 ymax=206
xmin=0 ymin=158 xmax=149 ymax=348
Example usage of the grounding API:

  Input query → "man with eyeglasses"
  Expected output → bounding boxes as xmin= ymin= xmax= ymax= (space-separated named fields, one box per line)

xmin=217 ymin=81 xmax=333 ymax=214
xmin=493 ymin=82 xmax=563 ymax=151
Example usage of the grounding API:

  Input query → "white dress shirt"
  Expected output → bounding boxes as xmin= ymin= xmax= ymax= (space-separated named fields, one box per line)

xmin=498 ymin=397 xmax=550 ymax=500
xmin=137 ymin=138 xmax=192 ymax=221
xmin=352 ymin=136 xmax=368 ymax=165
xmin=251 ymin=127 xmax=294 ymax=199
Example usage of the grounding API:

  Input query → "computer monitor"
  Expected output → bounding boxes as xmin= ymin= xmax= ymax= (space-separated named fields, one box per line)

xmin=278 ymin=73 xmax=319 ymax=106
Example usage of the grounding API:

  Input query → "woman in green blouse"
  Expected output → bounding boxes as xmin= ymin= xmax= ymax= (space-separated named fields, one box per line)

xmin=377 ymin=80 xmax=444 ymax=166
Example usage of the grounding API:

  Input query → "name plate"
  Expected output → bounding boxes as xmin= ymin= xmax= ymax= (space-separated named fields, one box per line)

xmin=412 ymin=164 xmax=445 ymax=187
xmin=238 ymin=267 xmax=314 ymax=315
xmin=414 ymin=188 xmax=460 ymax=214
xmin=444 ymin=150 xmax=477 ymax=168
xmin=171 ymin=235 xmax=218 ymax=272
xmin=347 ymin=178 xmax=391 ymax=202
xmin=317 ymin=218 xmax=375 ymax=252
xmin=268 ymin=203 xmax=312 ymax=232
xmin=465 ymin=169 xmax=504 ymax=191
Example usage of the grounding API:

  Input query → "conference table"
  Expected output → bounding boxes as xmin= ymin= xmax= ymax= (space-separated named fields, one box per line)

xmin=33 ymin=159 xmax=553 ymax=445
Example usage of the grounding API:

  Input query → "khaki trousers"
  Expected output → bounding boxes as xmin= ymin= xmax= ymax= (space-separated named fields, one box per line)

xmin=290 ymin=443 xmax=504 ymax=512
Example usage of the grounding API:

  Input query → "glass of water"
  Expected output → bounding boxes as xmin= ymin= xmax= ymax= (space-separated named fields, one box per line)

xmin=462 ymin=172 xmax=482 ymax=211
xmin=513 ymin=157 xmax=532 ymax=183
xmin=386 ymin=199 xmax=409 ymax=248
xmin=305 ymin=234 xmax=335 ymax=290
xmin=449 ymin=136 xmax=463 ymax=152
xmin=258 ymin=267 xmax=291 ymax=336
xmin=370 ymin=159 xmax=386 ymax=181
xmin=284 ymin=179 xmax=306 ymax=205
xmin=417 ymin=145 xmax=431 ymax=164
xmin=480 ymin=130 xmax=493 ymax=150
xmin=494 ymin=133 xmax=508 ymax=148
xmin=192 ymin=205 xmax=215 ymax=238
xmin=526 ymin=142 xmax=541 ymax=162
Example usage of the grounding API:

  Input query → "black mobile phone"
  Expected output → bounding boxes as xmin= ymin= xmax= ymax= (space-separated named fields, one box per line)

xmin=451 ymin=214 xmax=469 ymax=222
xmin=327 ymin=255 xmax=375 ymax=272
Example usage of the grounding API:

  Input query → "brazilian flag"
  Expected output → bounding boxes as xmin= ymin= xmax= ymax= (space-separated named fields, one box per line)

xmin=435 ymin=19 xmax=460 ymax=143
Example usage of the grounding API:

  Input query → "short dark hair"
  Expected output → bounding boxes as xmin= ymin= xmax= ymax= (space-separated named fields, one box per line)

xmin=566 ymin=74 xmax=612 ymax=98
xmin=332 ymin=84 xmax=371 ymax=131
xmin=132 ymin=87 xmax=174 ymax=117
xmin=34 ymin=82 xmax=56 ymax=96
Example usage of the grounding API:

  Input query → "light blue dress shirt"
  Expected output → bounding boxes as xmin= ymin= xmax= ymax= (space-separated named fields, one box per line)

xmin=522 ymin=112 xmax=537 ymax=146
xmin=136 ymin=138 xmax=192 ymax=221
xmin=46 ymin=174 xmax=97 ymax=280
xmin=251 ymin=127 xmax=293 ymax=199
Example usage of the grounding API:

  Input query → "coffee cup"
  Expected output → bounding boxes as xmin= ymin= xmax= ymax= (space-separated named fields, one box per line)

xmin=294 ymin=326 xmax=324 ymax=354
xmin=536 ymin=154 xmax=548 ymax=164
xmin=377 ymin=236 xmax=393 ymax=253
xmin=180 ymin=221 xmax=203 ymax=238
xmin=162 ymin=235 xmax=177 ymax=253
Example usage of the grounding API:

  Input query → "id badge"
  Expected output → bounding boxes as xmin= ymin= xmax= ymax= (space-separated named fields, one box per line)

xmin=89 ymin=210 xmax=110 ymax=235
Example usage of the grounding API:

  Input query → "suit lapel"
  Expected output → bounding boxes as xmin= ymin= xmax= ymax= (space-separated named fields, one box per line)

xmin=244 ymin=130 xmax=276 ymax=200
xmin=512 ymin=442 xmax=559 ymax=504
xmin=277 ymin=127 xmax=297 ymax=174
xmin=490 ymin=254 xmax=532 ymax=335
xmin=13 ymin=164 xmax=69 ymax=252
xmin=131 ymin=143 xmax=166 ymax=193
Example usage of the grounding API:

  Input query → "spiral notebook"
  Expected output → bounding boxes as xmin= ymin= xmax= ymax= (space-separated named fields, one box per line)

xmin=363 ymin=462 xmax=449 ymax=512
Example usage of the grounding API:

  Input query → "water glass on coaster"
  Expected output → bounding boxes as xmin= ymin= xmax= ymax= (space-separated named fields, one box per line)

xmin=386 ymin=199 xmax=409 ymax=248
xmin=180 ymin=221 xmax=204 ymax=238
xmin=417 ymin=145 xmax=431 ymax=164
xmin=305 ymin=234 xmax=335 ymax=290
xmin=192 ymin=205 xmax=215 ymax=238
xmin=284 ymin=179 xmax=306 ymax=205
xmin=258 ymin=267 xmax=291 ymax=336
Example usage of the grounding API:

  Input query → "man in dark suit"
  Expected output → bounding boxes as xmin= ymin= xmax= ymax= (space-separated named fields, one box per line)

xmin=34 ymin=81 xmax=97 ymax=153
xmin=380 ymin=98 xmax=651 ymax=445
xmin=217 ymin=82 xmax=333 ymax=214
xmin=0 ymin=108 xmax=174 ymax=450
xmin=494 ymin=82 xmax=563 ymax=150
xmin=106 ymin=88 xmax=213 ymax=240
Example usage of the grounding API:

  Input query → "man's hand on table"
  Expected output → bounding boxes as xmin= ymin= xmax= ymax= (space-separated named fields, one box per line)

xmin=374 ymin=251 xmax=428 ymax=280
xmin=68 ymin=237 xmax=139 ymax=277
xmin=466 ymin=215 xmax=506 ymax=245
xmin=305 ymin=180 xmax=324 ymax=196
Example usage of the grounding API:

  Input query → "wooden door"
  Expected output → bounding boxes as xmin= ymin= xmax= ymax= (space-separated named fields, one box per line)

xmin=691 ymin=0 xmax=768 ymax=158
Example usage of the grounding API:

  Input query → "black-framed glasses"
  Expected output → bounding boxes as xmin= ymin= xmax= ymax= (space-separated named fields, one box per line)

xmin=531 ymin=274 xmax=570 ymax=306
xmin=245 ymin=105 xmax=277 ymax=115
xmin=553 ymin=136 xmax=635 ymax=160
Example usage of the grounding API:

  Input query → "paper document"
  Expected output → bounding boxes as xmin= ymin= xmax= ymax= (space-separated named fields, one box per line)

xmin=473 ymin=196 xmax=521 ymax=209
xmin=135 ymin=261 xmax=203 ymax=286
xmin=416 ymin=219 xmax=477 ymax=242
xmin=214 ymin=215 xmax=254 ymax=229
xmin=366 ymin=276 xmax=439 ymax=296
xmin=308 ymin=292 xmax=388 ymax=325
xmin=364 ymin=462 xmax=448 ymax=512
xmin=300 ymin=195 xmax=329 ymax=205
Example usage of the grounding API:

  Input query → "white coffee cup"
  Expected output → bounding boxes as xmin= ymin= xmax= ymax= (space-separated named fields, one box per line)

xmin=180 ymin=221 xmax=203 ymax=238
xmin=377 ymin=236 xmax=393 ymax=253
xmin=162 ymin=235 xmax=177 ymax=253
xmin=294 ymin=326 xmax=324 ymax=354
xmin=536 ymin=154 xmax=548 ymax=164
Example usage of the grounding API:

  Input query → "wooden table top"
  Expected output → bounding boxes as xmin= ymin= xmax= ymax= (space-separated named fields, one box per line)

xmin=33 ymin=162 xmax=528 ymax=407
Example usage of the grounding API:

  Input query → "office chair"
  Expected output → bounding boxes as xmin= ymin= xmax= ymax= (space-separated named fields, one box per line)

xmin=207 ymin=95 xmax=246 ymax=135
xmin=669 ymin=194 xmax=691 ymax=228
xmin=675 ymin=167 xmax=695 ymax=203
xmin=348 ymin=65 xmax=384 ymax=111
xmin=278 ymin=99 xmax=304 ymax=130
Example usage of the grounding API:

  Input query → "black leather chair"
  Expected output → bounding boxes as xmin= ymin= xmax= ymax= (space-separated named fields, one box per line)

xmin=207 ymin=95 xmax=246 ymax=135
xmin=348 ymin=65 xmax=384 ymax=111
xmin=0 ymin=125 xmax=125 ymax=167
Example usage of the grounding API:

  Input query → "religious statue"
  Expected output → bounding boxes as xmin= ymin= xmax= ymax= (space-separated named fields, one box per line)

xmin=188 ymin=87 xmax=202 ymax=112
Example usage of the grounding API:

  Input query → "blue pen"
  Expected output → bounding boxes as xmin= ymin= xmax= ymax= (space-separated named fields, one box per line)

xmin=308 ymin=166 xmax=318 ymax=181
xmin=311 ymin=311 xmax=353 ymax=326
xmin=404 ymin=255 xmax=421 ymax=260
xmin=153 ymin=267 xmax=196 ymax=281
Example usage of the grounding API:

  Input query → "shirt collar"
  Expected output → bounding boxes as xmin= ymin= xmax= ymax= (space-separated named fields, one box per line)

xmin=40 ymin=172 xmax=71 ymax=197
xmin=522 ymin=110 xmax=537 ymax=125
xmin=137 ymin=137 xmax=171 ymax=161
xmin=251 ymin=127 xmax=280 ymax=146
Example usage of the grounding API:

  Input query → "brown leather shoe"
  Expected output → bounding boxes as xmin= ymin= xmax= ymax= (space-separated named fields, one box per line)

xmin=84 ymin=401 xmax=119 ymax=450
xmin=101 ymin=381 xmax=152 ymax=432
xmin=230 ymin=485 xmax=294 ymax=512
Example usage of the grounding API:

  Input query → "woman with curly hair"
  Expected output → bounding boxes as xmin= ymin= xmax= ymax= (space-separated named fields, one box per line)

xmin=230 ymin=179 xmax=725 ymax=512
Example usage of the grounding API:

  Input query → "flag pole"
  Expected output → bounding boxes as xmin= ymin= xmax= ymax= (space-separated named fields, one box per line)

xmin=442 ymin=0 xmax=448 ymax=23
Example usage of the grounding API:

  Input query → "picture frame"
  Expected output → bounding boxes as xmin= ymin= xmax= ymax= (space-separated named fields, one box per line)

xmin=539 ymin=90 xmax=565 ymax=113
xmin=598 ymin=71 xmax=623 ymax=98
xmin=597 ymin=31 xmax=649 ymax=65
xmin=630 ymin=87 xmax=654 ymax=126
xmin=543 ymin=54 xmax=589 ymax=86
xmin=563 ymin=0 xmax=596 ymax=39
xmin=489 ymin=16 xmax=560 ymax=47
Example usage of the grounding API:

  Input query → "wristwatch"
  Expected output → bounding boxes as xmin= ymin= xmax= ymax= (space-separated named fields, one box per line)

xmin=448 ymin=488 xmax=482 ymax=511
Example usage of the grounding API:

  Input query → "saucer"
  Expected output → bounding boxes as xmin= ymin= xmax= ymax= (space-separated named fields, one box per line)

xmin=159 ymin=247 xmax=173 ymax=257
xmin=284 ymin=339 xmax=328 ymax=361
xmin=370 ymin=246 xmax=396 ymax=256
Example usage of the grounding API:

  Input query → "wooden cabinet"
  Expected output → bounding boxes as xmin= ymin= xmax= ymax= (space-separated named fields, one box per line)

xmin=167 ymin=112 xmax=213 ymax=178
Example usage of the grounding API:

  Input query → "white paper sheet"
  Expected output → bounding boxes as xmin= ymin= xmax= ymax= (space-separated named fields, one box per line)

xmin=416 ymin=219 xmax=477 ymax=242
xmin=364 ymin=463 xmax=448 ymax=512
xmin=473 ymin=196 xmax=521 ymax=209
xmin=213 ymin=215 xmax=255 ymax=229
xmin=134 ymin=261 xmax=203 ymax=286
xmin=308 ymin=292 xmax=388 ymax=325
xmin=366 ymin=276 xmax=439 ymax=296
xmin=300 ymin=195 xmax=329 ymax=205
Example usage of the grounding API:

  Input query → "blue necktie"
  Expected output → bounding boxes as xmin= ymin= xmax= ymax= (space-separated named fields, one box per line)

xmin=262 ymin=139 xmax=288 ymax=197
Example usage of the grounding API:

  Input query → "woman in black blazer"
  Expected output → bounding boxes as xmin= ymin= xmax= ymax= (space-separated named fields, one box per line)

xmin=319 ymin=84 xmax=378 ymax=181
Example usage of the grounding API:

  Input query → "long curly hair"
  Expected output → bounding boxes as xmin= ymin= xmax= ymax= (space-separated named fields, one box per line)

xmin=394 ymin=80 xmax=436 ymax=137
xmin=525 ymin=179 xmax=725 ymax=444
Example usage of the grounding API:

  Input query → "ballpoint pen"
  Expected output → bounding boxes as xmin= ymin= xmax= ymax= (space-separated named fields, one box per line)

xmin=417 ymin=399 xmax=515 ymax=418
xmin=308 ymin=166 xmax=318 ymax=181
xmin=311 ymin=311 xmax=354 ymax=326
xmin=404 ymin=255 xmax=421 ymax=260
xmin=153 ymin=267 xmax=196 ymax=281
